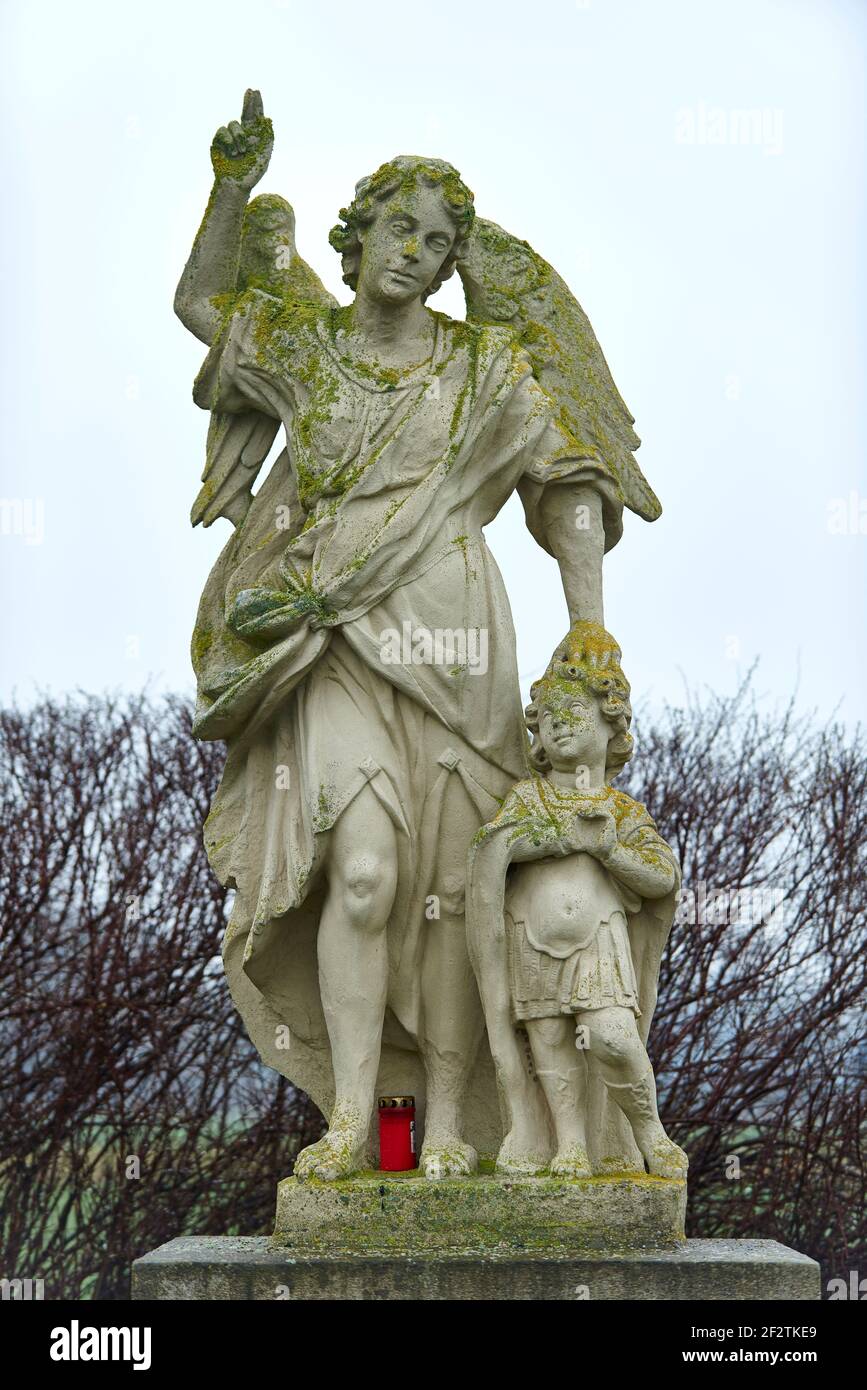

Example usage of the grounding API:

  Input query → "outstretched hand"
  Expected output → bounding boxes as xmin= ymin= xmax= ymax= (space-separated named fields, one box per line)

xmin=210 ymin=89 xmax=273 ymax=189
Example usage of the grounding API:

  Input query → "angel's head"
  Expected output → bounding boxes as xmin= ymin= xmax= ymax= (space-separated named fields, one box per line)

xmin=526 ymin=622 xmax=634 ymax=780
xmin=329 ymin=156 xmax=475 ymax=305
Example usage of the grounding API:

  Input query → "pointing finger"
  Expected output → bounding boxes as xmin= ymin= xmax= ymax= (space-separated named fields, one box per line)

xmin=242 ymin=88 xmax=264 ymax=124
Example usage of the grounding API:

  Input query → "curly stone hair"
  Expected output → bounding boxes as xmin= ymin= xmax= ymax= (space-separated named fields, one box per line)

xmin=526 ymin=622 xmax=634 ymax=779
xmin=328 ymin=155 xmax=475 ymax=298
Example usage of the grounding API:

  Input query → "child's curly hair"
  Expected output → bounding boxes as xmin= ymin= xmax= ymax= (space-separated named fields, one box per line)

xmin=329 ymin=155 xmax=475 ymax=298
xmin=526 ymin=622 xmax=634 ymax=778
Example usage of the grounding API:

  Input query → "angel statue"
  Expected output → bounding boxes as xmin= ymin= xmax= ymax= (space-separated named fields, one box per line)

xmin=174 ymin=90 xmax=663 ymax=1181
xmin=466 ymin=622 xmax=688 ymax=1179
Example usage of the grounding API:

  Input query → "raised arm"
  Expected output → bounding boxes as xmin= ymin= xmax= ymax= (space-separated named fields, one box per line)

xmin=173 ymin=89 xmax=274 ymax=346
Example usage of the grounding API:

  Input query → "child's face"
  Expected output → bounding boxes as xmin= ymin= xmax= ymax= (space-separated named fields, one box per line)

xmin=537 ymin=689 xmax=609 ymax=773
xmin=239 ymin=207 xmax=296 ymax=286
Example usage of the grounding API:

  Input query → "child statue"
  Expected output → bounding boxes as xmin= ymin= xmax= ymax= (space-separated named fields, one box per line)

xmin=466 ymin=622 xmax=688 ymax=1181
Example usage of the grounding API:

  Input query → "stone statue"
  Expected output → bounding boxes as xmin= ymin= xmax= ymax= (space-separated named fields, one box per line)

xmin=466 ymin=622 xmax=688 ymax=1180
xmin=174 ymin=90 xmax=665 ymax=1181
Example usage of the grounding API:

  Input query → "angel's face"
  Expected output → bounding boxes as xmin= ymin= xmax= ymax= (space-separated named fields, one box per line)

xmin=357 ymin=184 xmax=455 ymax=305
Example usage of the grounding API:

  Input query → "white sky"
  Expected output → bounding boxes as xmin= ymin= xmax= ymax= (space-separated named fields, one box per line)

xmin=2 ymin=0 xmax=865 ymax=724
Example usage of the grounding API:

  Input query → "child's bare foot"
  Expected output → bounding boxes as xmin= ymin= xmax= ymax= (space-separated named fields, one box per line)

xmin=421 ymin=1139 xmax=478 ymax=1180
xmin=496 ymin=1127 xmax=549 ymax=1176
xmin=551 ymin=1143 xmax=592 ymax=1178
xmin=640 ymin=1129 xmax=688 ymax=1179
xmin=604 ymin=1070 xmax=688 ymax=1181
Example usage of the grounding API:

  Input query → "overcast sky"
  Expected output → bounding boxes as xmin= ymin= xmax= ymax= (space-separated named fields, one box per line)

xmin=2 ymin=0 xmax=865 ymax=727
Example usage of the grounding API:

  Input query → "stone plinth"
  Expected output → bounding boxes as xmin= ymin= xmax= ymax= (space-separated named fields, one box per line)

xmin=132 ymin=1236 xmax=820 ymax=1301
xmin=132 ymin=1174 xmax=819 ymax=1300
xmin=272 ymin=1171 xmax=687 ymax=1254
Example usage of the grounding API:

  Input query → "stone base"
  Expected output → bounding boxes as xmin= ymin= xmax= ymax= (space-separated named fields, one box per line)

xmin=272 ymin=1172 xmax=687 ymax=1253
xmin=132 ymin=1236 xmax=820 ymax=1300
xmin=133 ymin=1173 xmax=819 ymax=1300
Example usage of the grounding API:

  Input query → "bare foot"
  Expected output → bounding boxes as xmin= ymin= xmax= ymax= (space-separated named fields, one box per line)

xmin=639 ymin=1128 xmax=689 ymax=1180
xmin=551 ymin=1143 xmax=592 ymax=1179
xmin=294 ymin=1102 xmax=368 ymax=1181
xmin=593 ymin=1150 xmax=645 ymax=1176
xmin=421 ymin=1138 xmax=478 ymax=1180
xmin=496 ymin=1128 xmax=549 ymax=1176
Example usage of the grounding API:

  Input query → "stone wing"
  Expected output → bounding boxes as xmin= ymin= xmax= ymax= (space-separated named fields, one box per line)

xmin=191 ymin=410 xmax=280 ymax=528
xmin=459 ymin=217 xmax=661 ymax=522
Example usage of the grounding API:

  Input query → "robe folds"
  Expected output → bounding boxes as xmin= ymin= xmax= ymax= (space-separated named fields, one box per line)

xmin=190 ymin=291 xmax=624 ymax=1147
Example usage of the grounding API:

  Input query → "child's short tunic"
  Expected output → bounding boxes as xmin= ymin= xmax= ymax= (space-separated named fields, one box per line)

xmin=505 ymin=853 xmax=641 ymax=1020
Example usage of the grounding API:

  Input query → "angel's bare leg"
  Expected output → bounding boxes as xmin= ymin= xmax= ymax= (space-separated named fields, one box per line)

xmin=418 ymin=773 xmax=484 ymax=1178
xmin=525 ymin=1016 xmax=592 ymax=1177
xmin=580 ymin=1006 xmax=687 ymax=1180
xmin=294 ymin=786 xmax=396 ymax=1181
xmin=418 ymin=908 xmax=483 ymax=1178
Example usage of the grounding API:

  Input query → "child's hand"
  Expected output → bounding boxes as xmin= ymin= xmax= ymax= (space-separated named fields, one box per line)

xmin=567 ymin=807 xmax=618 ymax=862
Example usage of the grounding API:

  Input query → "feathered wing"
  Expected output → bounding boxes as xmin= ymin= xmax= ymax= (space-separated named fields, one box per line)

xmin=191 ymin=411 xmax=281 ymax=528
xmin=459 ymin=217 xmax=661 ymax=522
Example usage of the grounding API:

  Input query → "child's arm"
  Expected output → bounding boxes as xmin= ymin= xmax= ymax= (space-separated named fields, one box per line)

xmin=598 ymin=822 xmax=678 ymax=900
xmin=472 ymin=788 xmax=578 ymax=868
xmin=564 ymin=803 xmax=677 ymax=900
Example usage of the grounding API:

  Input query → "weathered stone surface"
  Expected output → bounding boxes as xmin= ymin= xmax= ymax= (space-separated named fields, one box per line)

xmin=166 ymin=100 xmax=817 ymax=1305
xmin=272 ymin=1172 xmax=687 ymax=1253
xmin=175 ymin=91 xmax=670 ymax=1185
xmin=132 ymin=1236 xmax=820 ymax=1301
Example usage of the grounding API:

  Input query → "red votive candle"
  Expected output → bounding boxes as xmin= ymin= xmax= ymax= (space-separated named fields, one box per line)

xmin=378 ymin=1095 xmax=417 ymax=1171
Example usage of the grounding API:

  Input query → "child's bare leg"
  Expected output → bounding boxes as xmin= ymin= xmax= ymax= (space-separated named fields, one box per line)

xmin=525 ymin=1015 xmax=592 ymax=1177
xmin=580 ymin=1007 xmax=687 ymax=1179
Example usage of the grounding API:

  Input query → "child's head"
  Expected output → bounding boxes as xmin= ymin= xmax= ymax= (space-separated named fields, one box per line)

xmin=238 ymin=194 xmax=298 ymax=294
xmin=526 ymin=622 xmax=633 ymax=779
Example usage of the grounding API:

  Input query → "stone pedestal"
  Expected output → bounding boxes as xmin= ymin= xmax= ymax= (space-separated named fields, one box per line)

xmin=131 ymin=1173 xmax=820 ymax=1300
xmin=132 ymin=1235 xmax=819 ymax=1301
xmin=272 ymin=1171 xmax=687 ymax=1253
